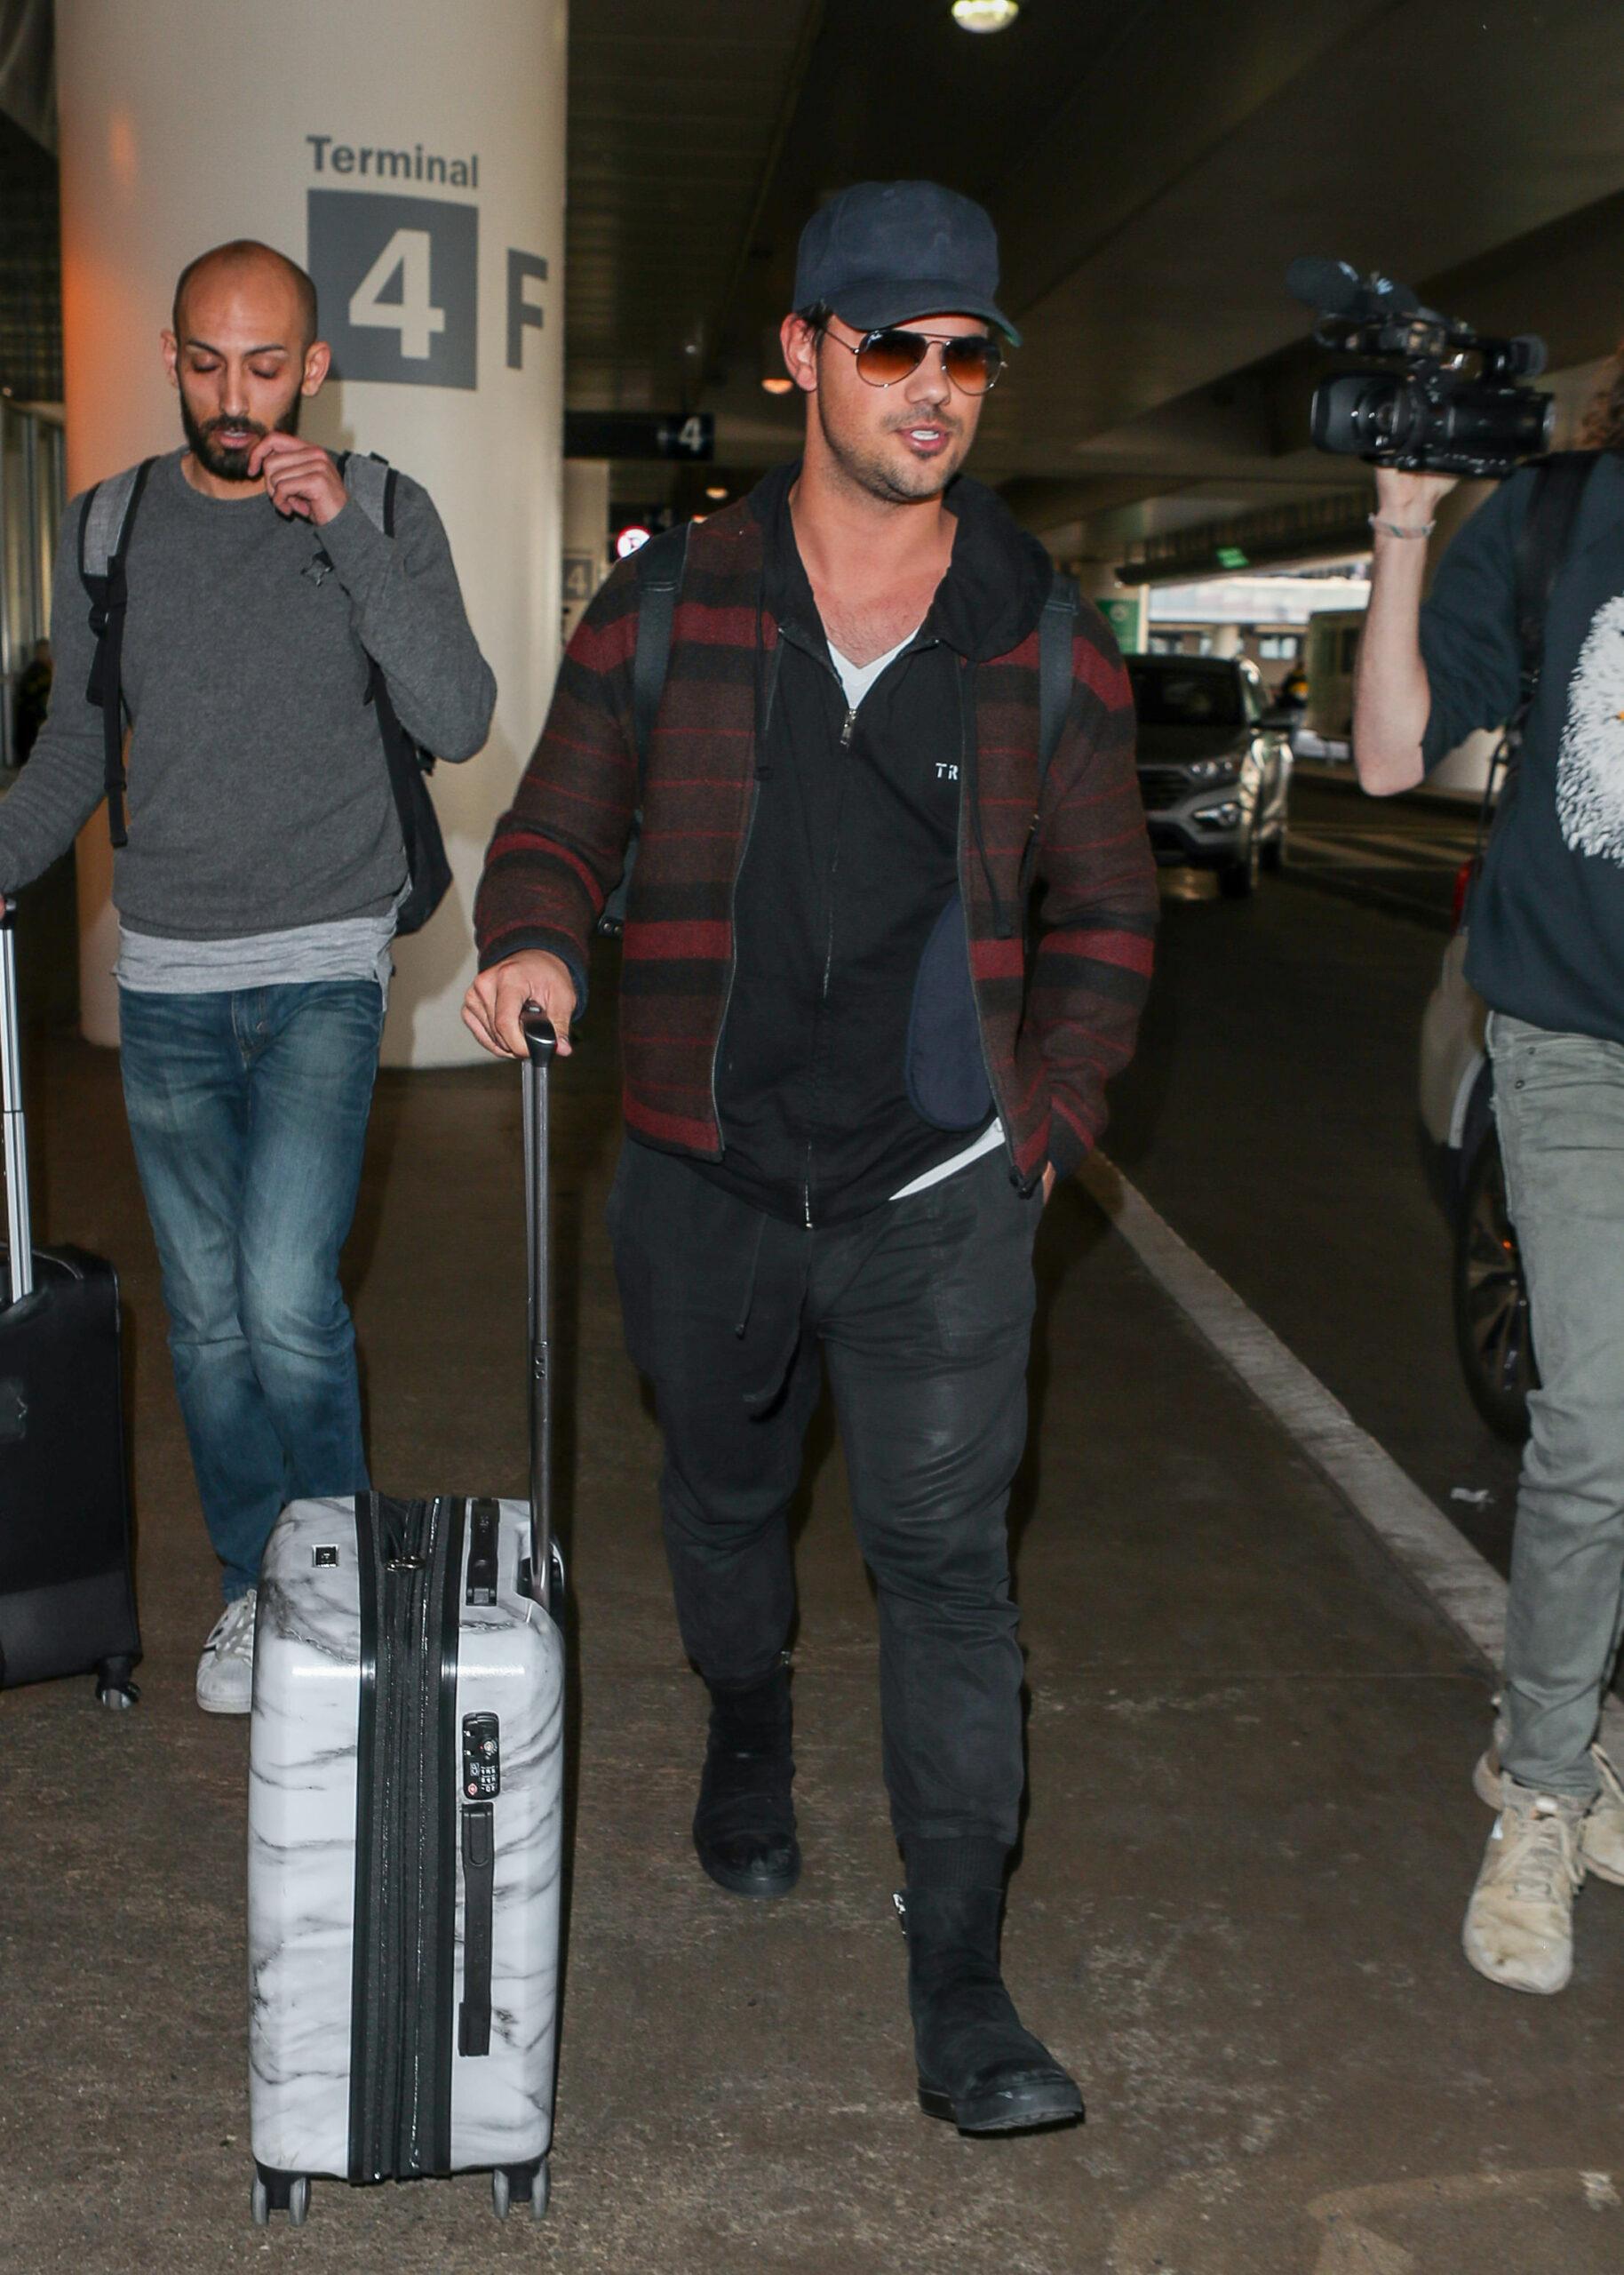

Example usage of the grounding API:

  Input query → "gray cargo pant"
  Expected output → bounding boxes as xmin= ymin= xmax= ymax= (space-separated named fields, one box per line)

xmin=1491 ymin=1011 xmax=1624 ymax=1800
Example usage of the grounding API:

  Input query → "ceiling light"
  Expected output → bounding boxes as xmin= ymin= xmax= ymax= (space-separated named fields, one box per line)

xmin=761 ymin=374 xmax=793 ymax=395
xmin=951 ymin=0 xmax=1019 ymax=28
xmin=705 ymin=484 xmax=728 ymax=500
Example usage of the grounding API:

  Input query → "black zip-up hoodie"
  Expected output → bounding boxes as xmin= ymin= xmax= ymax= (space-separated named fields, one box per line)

xmin=691 ymin=459 xmax=1055 ymax=1227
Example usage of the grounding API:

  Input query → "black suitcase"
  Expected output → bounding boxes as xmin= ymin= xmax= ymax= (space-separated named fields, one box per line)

xmin=0 ymin=906 xmax=140 ymax=1704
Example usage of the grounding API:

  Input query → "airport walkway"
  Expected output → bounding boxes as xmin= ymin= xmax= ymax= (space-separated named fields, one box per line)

xmin=4 ymin=935 xmax=1622 ymax=2275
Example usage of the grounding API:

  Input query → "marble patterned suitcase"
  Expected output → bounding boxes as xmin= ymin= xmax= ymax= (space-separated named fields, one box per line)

xmin=246 ymin=1012 xmax=565 ymax=2228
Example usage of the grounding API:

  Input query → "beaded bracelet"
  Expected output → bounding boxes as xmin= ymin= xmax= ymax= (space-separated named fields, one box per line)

xmin=1368 ymin=513 xmax=1437 ymax=539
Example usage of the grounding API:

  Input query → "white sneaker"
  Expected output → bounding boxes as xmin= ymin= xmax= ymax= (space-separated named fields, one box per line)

xmin=1473 ymin=1741 xmax=1624 ymax=1885
xmin=1462 ymin=1782 xmax=1586 ymax=1994
xmin=196 ymin=1589 xmax=258 ymax=1715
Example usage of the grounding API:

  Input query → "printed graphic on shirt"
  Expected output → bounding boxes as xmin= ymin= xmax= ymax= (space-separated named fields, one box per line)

xmin=1557 ymin=595 xmax=1624 ymax=865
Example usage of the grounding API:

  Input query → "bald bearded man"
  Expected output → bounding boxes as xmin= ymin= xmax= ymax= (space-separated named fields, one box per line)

xmin=0 ymin=240 xmax=495 ymax=1708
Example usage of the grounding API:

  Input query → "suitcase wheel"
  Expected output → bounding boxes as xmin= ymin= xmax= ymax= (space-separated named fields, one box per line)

xmin=491 ymin=2157 xmax=549 ymax=2222
xmin=251 ymin=2168 xmax=309 ymax=2227
xmin=95 ymin=1656 xmax=139 ymax=1711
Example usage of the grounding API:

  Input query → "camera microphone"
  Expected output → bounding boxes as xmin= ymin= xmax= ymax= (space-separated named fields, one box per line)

xmin=1287 ymin=258 xmax=1420 ymax=324
xmin=1286 ymin=257 xmax=1363 ymax=315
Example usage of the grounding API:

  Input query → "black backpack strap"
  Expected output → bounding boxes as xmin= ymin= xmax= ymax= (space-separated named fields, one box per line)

xmin=338 ymin=453 xmax=450 ymax=932
xmin=1038 ymin=571 xmax=1079 ymax=791
xmin=80 ymin=458 xmax=157 ymax=850
xmin=1512 ymin=451 xmax=1594 ymax=704
xmin=632 ymin=523 xmax=691 ymax=793
xmin=597 ymin=524 xmax=692 ymax=938
xmin=1017 ymin=571 xmax=1079 ymax=909
xmin=1473 ymin=451 xmax=1597 ymax=866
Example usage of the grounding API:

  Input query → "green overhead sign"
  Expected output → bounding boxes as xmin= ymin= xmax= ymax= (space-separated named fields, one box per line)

xmin=1096 ymin=593 xmax=1146 ymax=654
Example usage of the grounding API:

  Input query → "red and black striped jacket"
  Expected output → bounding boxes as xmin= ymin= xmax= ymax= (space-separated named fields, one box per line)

xmin=474 ymin=481 xmax=1155 ymax=1188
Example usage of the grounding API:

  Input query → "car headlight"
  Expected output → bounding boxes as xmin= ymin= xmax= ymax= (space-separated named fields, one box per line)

xmin=1185 ymin=757 xmax=1242 ymax=784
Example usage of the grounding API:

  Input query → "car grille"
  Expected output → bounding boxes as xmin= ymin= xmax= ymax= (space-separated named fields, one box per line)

xmin=1137 ymin=767 xmax=1189 ymax=811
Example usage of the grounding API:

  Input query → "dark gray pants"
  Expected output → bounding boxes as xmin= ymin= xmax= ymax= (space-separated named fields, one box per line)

xmin=606 ymin=1140 xmax=1041 ymax=1852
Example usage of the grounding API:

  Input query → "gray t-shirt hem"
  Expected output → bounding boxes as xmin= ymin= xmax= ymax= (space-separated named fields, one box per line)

xmin=115 ymin=911 xmax=397 ymax=1004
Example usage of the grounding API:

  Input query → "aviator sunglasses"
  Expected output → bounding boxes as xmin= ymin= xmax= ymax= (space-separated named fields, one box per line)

xmin=818 ymin=322 xmax=1005 ymax=396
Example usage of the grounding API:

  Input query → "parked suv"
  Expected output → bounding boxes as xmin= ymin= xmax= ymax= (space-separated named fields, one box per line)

xmin=1419 ymin=866 xmax=1535 ymax=1439
xmin=1127 ymin=654 xmax=1293 ymax=898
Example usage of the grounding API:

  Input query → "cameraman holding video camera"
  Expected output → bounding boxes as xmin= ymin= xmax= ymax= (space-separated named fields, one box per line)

xmin=1354 ymin=369 xmax=1624 ymax=1997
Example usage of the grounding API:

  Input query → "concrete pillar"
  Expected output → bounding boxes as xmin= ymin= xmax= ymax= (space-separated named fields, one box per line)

xmin=54 ymin=0 xmax=566 ymax=1064
xmin=561 ymin=461 xmax=610 ymax=649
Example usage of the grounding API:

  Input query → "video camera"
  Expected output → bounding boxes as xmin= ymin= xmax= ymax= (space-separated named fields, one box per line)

xmin=1288 ymin=257 xmax=1555 ymax=478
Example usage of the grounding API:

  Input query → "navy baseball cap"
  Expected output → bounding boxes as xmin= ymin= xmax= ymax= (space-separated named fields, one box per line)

xmin=792 ymin=180 xmax=1021 ymax=347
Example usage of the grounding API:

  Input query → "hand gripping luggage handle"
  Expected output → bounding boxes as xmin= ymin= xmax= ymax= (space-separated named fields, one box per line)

xmin=521 ymin=1005 xmax=557 ymax=1607
xmin=0 ymin=907 xmax=34 ymax=1305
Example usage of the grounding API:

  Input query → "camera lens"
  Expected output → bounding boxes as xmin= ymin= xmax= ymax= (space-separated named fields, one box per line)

xmin=1311 ymin=372 xmax=1406 ymax=457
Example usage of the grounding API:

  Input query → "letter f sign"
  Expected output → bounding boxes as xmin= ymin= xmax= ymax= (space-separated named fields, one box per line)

xmin=507 ymin=251 xmax=549 ymax=371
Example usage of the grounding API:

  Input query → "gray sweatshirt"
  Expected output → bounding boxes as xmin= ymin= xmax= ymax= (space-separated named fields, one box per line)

xmin=0 ymin=449 xmax=496 ymax=938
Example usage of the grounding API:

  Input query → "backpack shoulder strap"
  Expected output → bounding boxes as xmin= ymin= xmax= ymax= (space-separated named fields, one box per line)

xmin=78 ymin=461 xmax=150 ymax=595
xmin=632 ymin=523 xmax=692 ymax=777
xmin=1513 ymin=451 xmax=1596 ymax=699
xmin=632 ymin=523 xmax=691 ymax=791
xmin=79 ymin=458 xmax=157 ymax=850
xmin=341 ymin=449 xmax=394 ymax=537
xmin=1470 ymin=451 xmax=1596 ymax=871
xmin=1015 ymin=572 xmax=1082 ymax=916
xmin=595 ymin=524 xmax=692 ymax=939
xmin=1038 ymin=571 xmax=1079 ymax=790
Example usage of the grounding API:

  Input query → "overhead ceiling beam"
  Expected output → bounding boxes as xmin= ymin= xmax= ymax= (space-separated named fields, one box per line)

xmin=1114 ymin=491 xmax=1381 ymax=583
xmin=703 ymin=0 xmax=825 ymax=385
xmin=990 ymin=0 xmax=1403 ymax=321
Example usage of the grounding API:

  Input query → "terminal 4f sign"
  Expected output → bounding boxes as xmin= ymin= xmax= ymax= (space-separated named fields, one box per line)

xmin=306 ymin=138 xmax=551 ymax=390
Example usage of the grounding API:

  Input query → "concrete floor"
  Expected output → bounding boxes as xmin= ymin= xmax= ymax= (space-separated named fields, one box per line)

xmin=1110 ymin=805 xmax=1528 ymax=1574
xmin=4 ymin=929 xmax=1623 ymax=2274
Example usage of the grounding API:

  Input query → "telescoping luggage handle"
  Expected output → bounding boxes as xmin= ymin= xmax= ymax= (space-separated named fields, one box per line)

xmin=0 ymin=906 xmax=34 ymax=1305
xmin=520 ymin=1004 xmax=557 ymax=1608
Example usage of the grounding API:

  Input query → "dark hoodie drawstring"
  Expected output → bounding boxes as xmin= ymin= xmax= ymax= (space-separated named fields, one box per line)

xmin=959 ymin=658 xmax=1013 ymax=939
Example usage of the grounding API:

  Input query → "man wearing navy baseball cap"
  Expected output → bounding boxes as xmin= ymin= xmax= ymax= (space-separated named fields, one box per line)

xmin=471 ymin=180 xmax=1155 ymax=2132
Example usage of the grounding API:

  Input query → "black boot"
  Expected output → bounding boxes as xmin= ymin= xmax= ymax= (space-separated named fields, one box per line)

xmin=692 ymin=1661 xmax=800 ymax=1899
xmin=900 ymin=1882 xmax=1083 ymax=2134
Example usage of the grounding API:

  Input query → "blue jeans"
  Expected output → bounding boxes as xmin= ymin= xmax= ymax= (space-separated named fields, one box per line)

xmin=119 ymin=981 xmax=384 ymax=1600
xmin=1491 ymin=1011 xmax=1624 ymax=1800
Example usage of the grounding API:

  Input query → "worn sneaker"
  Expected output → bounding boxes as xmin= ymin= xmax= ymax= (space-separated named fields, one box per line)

xmin=196 ymin=1589 xmax=258 ymax=1715
xmin=1462 ymin=1782 xmax=1586 ymax=1994
xmin=1473 ymin=1741 xmax=1624 ymax=1885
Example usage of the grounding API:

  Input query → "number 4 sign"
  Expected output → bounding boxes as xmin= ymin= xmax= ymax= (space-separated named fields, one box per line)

xmin=351 ymin=228 xmax=446 ymax=360
xmin=309 ymin=189 xmax=477 ymax=389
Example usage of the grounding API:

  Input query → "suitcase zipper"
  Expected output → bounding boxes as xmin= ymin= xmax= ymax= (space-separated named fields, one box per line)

xmin=348 ymin=1494 xmax=466 ymax=2183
